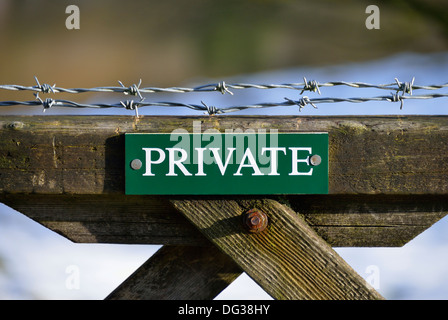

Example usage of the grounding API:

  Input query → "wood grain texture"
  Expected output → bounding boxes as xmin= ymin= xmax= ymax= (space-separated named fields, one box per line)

xmin=0 ymin=115 xmax=447 ymax=195
xmin=287 ymin=194 xmax=448 ymax=247
xmin=171 ymin=198 xmax=384 ymax=300
xmin=1 ymin=194 xmax=445 ymax=247
xmin=106 ymin=245 xmax=242 ymax=300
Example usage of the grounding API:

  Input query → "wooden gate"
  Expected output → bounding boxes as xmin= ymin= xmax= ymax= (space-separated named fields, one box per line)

xmin=1 ymin=115 xmax=447 ymax=300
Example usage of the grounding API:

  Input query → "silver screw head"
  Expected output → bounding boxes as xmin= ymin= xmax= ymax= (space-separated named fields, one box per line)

xmin=130 ymin=159 xmax=142 ymax=170
xmin=310 ymin=155 xmax=322 ymax=166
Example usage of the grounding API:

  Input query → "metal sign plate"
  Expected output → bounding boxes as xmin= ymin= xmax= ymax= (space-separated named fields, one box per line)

xmin=125 ymin=132 xmax=328 ymax=195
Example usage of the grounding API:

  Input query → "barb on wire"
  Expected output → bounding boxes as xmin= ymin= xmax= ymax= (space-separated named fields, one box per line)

xmin=120 ymin=99 xmax=143 ymax=117
xmin=395 ymin=77 xmax=414 ymax=96
xmin=284 ymin=96 xmax=317 ymax=111
xmin=300 ymin=77 xmax=321 ymax=95
xmin=390 ymin=92 xmax=405 ymax=109
xmin=201 ymin=101 xmax=222 ymax=115
xmin=34 ymin=92 xmax=56 ymax=112
xmin=34 ymin=76 xmax=56 ymax=94
xmin=214 ymin=81 xmax=233 ymax=95
xmin=118 ymin=79 xmax=143 ymax=100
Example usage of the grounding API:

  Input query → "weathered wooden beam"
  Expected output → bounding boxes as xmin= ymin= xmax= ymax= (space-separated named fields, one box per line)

xmin=106 ymin=245 xmax=242 ymax=300
xmin=1 ymin=116 xmax=447 ymax=247
xmin=0 ymin=194 xmax=209 ymax=246
xmin=2 ymin=194 xmax=445 ymax=247
xmin=171 ymin=198 xmax=384 ymax=300
xmin=288 ymin=194 xmax=448 ymax=247
xmin=0 ymin=115 xmax=447 ymax=195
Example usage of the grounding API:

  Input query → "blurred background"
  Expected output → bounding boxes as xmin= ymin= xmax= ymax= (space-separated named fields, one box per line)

xmin=0 ymin=0 xmax=448 ymax=299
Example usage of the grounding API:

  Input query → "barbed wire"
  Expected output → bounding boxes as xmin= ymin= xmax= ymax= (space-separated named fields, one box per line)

xmin=1 ymin=76 xmax=447 ymax=97
xmin=1 ymin=92 xmax=447 ymax=115
xmin=0 ymin=76 xmax=447 ymax=115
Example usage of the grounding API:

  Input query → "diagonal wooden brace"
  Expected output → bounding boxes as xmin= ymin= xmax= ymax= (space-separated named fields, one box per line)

xmin=106 ymin=245 xmax=242 ymax=300
xmin=170 ymin=198 xmax=384 ymax=300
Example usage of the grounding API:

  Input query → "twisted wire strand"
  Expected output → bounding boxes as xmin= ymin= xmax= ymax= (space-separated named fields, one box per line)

xmin=2 ymin=92 xmax=448 ymax=115
xmin=1 ymin=77 xmax=447 ymax=96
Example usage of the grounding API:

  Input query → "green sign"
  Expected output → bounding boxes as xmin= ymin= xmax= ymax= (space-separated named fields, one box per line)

xmin=125 ymin=132 xmax=328 ymax=195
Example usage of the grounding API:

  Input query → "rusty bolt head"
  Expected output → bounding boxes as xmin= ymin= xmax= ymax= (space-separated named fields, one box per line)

xmin=244 ymin=208 xmax=268 ymax=233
